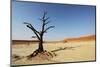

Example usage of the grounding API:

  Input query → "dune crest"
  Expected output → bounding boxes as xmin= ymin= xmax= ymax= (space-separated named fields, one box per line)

xmin=63 ymin=35 xmax=95 ymax=42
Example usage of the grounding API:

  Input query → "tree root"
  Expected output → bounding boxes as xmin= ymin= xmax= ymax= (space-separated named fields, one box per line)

xmin=27 ymin=49 xmax=46 ymax=59
xmin=26 ymin=49 xmax=57 ymax=60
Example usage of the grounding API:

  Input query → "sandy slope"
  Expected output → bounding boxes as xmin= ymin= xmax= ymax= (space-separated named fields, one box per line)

xmin=12 ymin=40 xmax=95 ymax=65
xmin=63 ymin=35 xmax=95 ymax=42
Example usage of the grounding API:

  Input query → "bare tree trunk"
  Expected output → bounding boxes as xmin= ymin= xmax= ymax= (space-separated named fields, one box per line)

xmin=38 ymin=35 xmax=44 ymax=52
xmin=38 ymin=41 xmax=44 ymax=52
xmin=27 ymin=38 xmax=44 ymax=58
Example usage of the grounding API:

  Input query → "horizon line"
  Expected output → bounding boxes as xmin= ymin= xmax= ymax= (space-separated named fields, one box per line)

xmin=12 ymin=34 xmax=96 ymax=41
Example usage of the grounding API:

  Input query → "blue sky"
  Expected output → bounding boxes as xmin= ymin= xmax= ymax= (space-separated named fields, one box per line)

xmin=12 ymin=1 xmax=96 ymax=41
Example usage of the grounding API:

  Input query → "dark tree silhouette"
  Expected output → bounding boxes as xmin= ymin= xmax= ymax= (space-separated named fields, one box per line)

xmin=24 ymin=11 xmax=55 ymax=58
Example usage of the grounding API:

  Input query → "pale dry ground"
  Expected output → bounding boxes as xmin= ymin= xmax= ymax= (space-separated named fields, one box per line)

xmin=12 ymin=40 xmax=95 ymax=65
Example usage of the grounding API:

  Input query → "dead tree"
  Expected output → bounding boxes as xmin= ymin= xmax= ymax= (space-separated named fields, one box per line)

xmin=24 ymin=11 xmax=55 ymax=57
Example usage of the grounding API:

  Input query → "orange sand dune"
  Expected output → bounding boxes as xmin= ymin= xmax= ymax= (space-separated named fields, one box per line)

xmin=63 ymin=35 xmax=96 ymax=42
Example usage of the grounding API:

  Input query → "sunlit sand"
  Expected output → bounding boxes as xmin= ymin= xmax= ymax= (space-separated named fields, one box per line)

xmin=12 ymin=35 xmax=96 ymax=65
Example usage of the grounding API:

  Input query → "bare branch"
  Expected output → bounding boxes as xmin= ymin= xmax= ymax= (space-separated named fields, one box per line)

xmin=23 ymin=22 xmax=31 ymax=25
xmin=26 ymin=25 xmax=32 ymax=29
xmin=23 ymin=22 xmax=32 ymax=27
xmin=42 ymin=11 xmax=47 ymax=19
xmin=43 ymin=17 xmax=50 ymax=22
xmin=24 ymin=22 xmax=39 ymax=34
xmin=39 ymin=11 xmax=49 ymax=23
xmin=24 ymin=23 xmax=41 ymax=40
xmin=44 ymin=26 xmax=55 ymax=33
xmin=32 ymin=36 xmax=37 ymax=38
xmin=44 ymin=20 xmax=51 ymax=25
xmin=31 ymin=26 xmax=40 ymax=34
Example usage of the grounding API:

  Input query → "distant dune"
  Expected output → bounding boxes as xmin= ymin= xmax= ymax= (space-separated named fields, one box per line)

xmin=63 ymin=35 xmax=96 ymax=42
xmin=12 ymin=35 xmax=96 ymax=45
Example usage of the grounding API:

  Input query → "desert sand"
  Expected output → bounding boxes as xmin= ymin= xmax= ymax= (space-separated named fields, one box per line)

xmin=12 ymin=35 xmax=96 ymax=65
